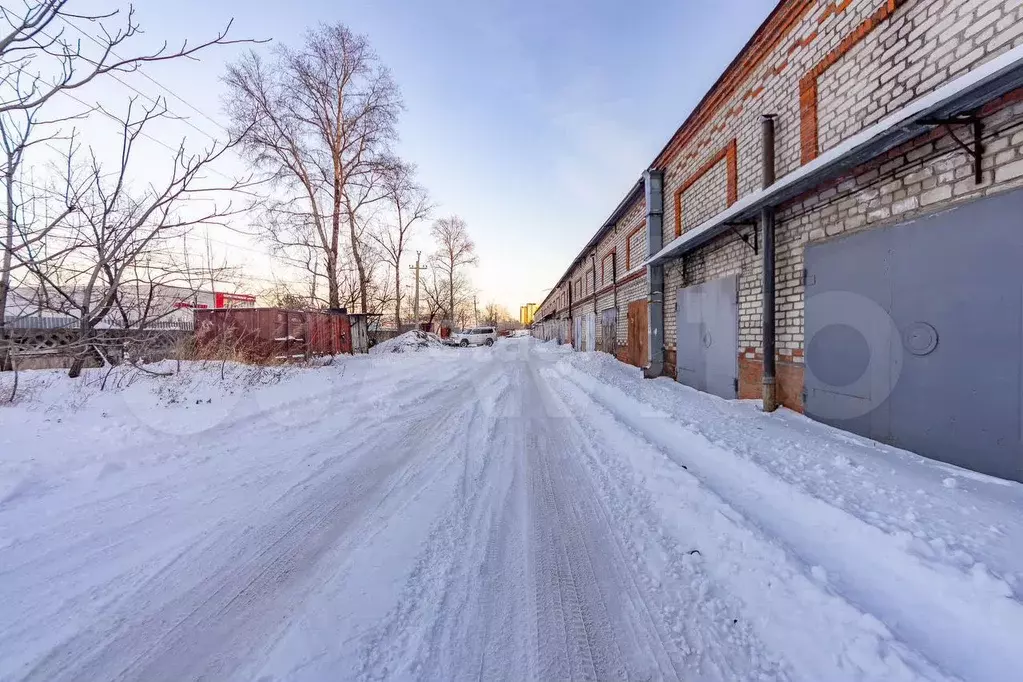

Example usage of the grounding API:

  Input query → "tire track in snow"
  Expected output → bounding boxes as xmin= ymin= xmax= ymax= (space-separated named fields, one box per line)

xmin=536 ymin=363 xmax=788 ymax=681
xmin=547 ymin=362 xmax=972 ymax=682
xmin=354 ymin=361 xmax=528 ymax=680
xmin=527 ymin=361 xmax=688 ymax=682
xmin=355 ymin=344 xmax=711 ymax=681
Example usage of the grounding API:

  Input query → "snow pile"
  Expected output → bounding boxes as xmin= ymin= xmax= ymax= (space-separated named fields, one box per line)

xmin=370 ymin=329 xmax=447 ymax=354
xmin=3 ymin=338 xmax=1022 ymax=681
xmin=544 ymin=346 xmax=1023 ymax=681
xmin=0 ymin=360 xmax=354 ymax=499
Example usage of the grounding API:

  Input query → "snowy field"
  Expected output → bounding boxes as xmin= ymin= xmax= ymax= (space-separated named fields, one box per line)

xmin=1 ymin=337 xmax=1021 ymax=681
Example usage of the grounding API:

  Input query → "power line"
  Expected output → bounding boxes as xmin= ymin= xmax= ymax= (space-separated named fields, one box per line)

xmin=6 ymin=179 xmax=350 ymax=278
xmin=19 ymin=27 xmax=246 ymax=188
xmin=55 ymin=15 xmax=229 ymax=142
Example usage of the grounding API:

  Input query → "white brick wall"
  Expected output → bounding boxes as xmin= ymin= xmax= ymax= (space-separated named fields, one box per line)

xmin=538 ymin=0 xmax=1023 ymax=375
xmin=817 ymin=0 xmax=1023 ymax=156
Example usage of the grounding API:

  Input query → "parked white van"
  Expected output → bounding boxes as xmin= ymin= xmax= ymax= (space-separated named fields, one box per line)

xmin=448 ymin=326 xmax=498 ymax=347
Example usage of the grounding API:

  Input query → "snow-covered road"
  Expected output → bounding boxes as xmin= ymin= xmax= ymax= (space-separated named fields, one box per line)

xmin=2 ymin=338 xmax=1022 ymax=681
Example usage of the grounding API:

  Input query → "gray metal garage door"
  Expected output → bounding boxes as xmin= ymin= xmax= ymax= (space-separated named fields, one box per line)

xmin=676 ymin=274 xmax=738 ymax=399
xmin=805 ymin=188 xmax=1023 ymax=482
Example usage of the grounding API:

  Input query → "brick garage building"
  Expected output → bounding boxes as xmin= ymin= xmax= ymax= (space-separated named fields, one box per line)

xmin=535 ymin=0 xmax=1023 ymax=482
xmin=534 ymin=184 xmax=651 ymax=366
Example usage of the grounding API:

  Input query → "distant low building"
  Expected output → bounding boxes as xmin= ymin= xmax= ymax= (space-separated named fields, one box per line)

xmin=5 ymin=285 xmax=255 ymax=330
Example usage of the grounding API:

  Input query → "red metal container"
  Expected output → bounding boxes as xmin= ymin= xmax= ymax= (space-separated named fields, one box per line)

xmin=307 ymin=311 xmax=352 ymax=356
xmin=194 ymin=308 xmax=352 ymax=362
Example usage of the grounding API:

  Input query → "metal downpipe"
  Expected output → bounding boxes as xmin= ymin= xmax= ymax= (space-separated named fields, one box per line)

xmin=643 ymin=170 xmax=665 ymax=378
xmin=761 ymin=114 xmax=779 ymax=412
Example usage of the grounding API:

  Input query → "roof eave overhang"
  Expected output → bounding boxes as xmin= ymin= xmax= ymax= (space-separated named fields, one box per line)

xmin=540 ymin=178 xmax=645 ymax=310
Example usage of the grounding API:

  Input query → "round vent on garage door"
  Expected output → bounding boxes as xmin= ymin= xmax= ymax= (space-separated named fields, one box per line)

xmin=903 ymin=321 xmax=938 ymax=356
xmin=807 ymin=323 xmax=871 ymax=388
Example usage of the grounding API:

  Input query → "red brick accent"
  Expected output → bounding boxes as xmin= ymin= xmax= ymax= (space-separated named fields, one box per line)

xmin=674 ymin=139 xmax=739 ymax=237
xmin=979 ymin=86 xmax=1023 ymax=115
xmin=800 ymin=0 xmax=903 ymax=164
xmin=782 ymin=84 xmax=1023 ymax=212
xmin=664 ymin=348 xmax=677 ymax=379
xmin=654 ymin=0 xmax=815 ymax=170
xmin=788 ymin=29 xmax=818 ymax=54
xmin=596 ymin=265 xmax=647 ymax=299
xmin=600 ymin=250 xmax=615 ymax=286
xmin=818 ymin=0 xmax=853 ymax=25
xmin=616 ymin=269 xmax=647 ymax=288
xmin=624 ymin=221 xmax=646 ymax=269
xmin=573 ymin=293 xmax=595 ymax=308
xmin=738 ymin=352 xmax=805 ymax=413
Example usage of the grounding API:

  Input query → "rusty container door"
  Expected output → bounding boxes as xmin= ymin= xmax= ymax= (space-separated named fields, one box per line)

xmin=627 ymin=300 xmax=648 ymax=368
xmin=306 ymin=313 xmax=323 ymax=355
xmin=337 ymin=314 xmax=352 ymax=354
xmin=270 ymin=309 xmax=288 ymax=360
xmin=307 ymin=311 xmax=353 ymax=356
xmin=287 ymin=310 xmax=307 ymax=360
xmin=193 ymin=309 xmax=216 ymax=354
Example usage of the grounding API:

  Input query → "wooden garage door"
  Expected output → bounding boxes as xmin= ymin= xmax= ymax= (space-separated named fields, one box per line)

xmin=626 ymin=300 xmax=648 ymax=368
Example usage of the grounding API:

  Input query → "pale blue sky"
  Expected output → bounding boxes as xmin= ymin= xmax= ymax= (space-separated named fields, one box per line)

xmin=60 ymin=0 xmax=779 ymax=309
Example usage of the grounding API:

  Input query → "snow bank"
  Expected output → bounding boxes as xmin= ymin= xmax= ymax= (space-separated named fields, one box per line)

xmin=370 ymin=330 xmax=448 ymax=355
xmin=4 ymin=338 xmax=1021 ymax=681
xmin=0 ymin=354 xmax=433 ymax=504
xmin=545 ymin=348 xmax=1023 ymax=682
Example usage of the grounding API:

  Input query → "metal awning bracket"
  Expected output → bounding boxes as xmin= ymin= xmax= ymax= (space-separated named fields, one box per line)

xmin=725 ymin=221 xmax=758 ymax=254
xmin=919 ymin=114 xmax=984 ymax=184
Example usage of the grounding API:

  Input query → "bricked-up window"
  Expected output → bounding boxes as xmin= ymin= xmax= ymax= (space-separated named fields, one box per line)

xmin=584 ymin=269 xmax=593 ymax=295
xmin=601 ymin=251 xmax=615 ymax=285
xmin=673 ymin=139 xmax=738 ymax=237
xmin=575 ymin=278 xmax=582 ymax=300
xmin=625 ymin=222 xmax=646 ymax=270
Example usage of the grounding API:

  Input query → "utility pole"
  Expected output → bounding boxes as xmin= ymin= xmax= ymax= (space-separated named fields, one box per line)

xmin=473 ymin=295 xmax=479 ymax=326
xmin=409 ymin=251 xmax=427 ymax=325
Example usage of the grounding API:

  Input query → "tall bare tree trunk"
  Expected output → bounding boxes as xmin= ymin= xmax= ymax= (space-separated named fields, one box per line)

xmin=1 ymin=170 xmax=13 ymax=328
xmin=0 ymin=172 xmax=12 ymax=372
xmin=351 ymin=221 xmax=368 ymax=313
xmin=325 ymin=251 xmax=340 ymax=308
xmin=395 ymin=266 xmax=401 ymax=331
xmin=448 ymin=277 xmax=454 ymax=329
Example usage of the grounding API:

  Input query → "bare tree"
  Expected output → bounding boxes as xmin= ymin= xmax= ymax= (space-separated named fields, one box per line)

xmin=224 ymin=23 xmax=402 ymax=312
xmin=0 ymin=2 xmax=258 ymax=115
xmin=481 ymin=301 xmax=511 ymax=327
xmin=24 ymin=98 xmax=248 ymax=377
xmin=261 ymin=281 xmax=314 ymax=310
xmin=430 ymin=215 xmax=477 ymax=326
xmin=370 ymin=163 xmax=431 ymax=330
xmin=421 ymin=269 xmax=446 ymax=327
xmin=0 ymin=109 xmax=88 ymax=371
xmin=0 ymin=110 xmax=82 ymax=325
xmin=0 ymin=0 xmax=259 ymax=367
